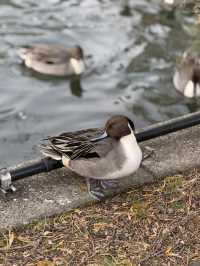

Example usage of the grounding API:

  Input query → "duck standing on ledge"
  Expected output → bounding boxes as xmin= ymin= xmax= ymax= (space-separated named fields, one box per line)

xmin=18 ymin=45 xmax=85 ymax=76
xmin=40 ymin=115 xmax=142 ymax=199
xmin=173 ymin=50 xmax=200 ymax=98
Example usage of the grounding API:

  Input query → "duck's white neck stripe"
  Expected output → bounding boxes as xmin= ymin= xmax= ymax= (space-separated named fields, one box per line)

xmin=120 ymin=132 xmax=137 ymax=146
xmin=70 ymin=58 xmax=85 ymax=74
xmin=184 ymin=80 xmax=195 ymax=98
xmin=164 ymin=0 xmax=174 ymax=4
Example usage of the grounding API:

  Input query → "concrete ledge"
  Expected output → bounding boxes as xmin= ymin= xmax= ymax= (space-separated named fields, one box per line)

xmin=0 ymin=124 xmax=200 ymax=230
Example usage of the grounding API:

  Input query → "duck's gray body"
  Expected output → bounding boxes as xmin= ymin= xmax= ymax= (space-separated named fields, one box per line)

xmin=40 ymin=127 xmax=142 ymax=181
xmin=18 ymin=44 xmax=84 ymax=76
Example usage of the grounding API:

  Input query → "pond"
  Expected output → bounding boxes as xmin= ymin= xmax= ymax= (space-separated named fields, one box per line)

xmin=0 ymin=0 xmax=197 ymax=166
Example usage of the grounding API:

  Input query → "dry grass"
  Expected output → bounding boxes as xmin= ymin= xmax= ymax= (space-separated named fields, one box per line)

xmin=0 ymin=170 xmax=199 ymax=266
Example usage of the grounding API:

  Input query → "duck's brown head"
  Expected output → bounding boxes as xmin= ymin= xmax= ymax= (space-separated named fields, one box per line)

xmin=105 ymin=115 xmax=135 ymax=140
xmin=69 ymin=45 xmax=84 ymax=60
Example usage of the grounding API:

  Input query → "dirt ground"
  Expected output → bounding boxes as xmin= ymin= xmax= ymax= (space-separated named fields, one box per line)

xmin=0 ymin=169 xmax=199 ymax=266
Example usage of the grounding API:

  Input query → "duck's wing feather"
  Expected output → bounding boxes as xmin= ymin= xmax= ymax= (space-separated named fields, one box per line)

xmin=40 ymin=128 xmax=114 ymax=160
xmin=18 ymin=44 xmax=69 ymax=64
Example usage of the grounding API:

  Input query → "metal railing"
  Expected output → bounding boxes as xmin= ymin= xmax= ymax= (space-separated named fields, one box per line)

xmin=1 ymin=110 xmax=200 ymax=193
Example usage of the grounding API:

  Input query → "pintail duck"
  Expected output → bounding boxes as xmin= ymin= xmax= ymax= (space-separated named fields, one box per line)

xmin=173 ymin=50 xmax=200 ymax=98
xmin=18 ymin=44 xmax=85 ymax=76
xmin=40 ymin=115 xmax=142 ymax=199
xmin=163 ymin=0 xmax=194 ymax=6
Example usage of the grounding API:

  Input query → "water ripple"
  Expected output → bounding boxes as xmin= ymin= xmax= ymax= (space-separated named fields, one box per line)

xmin=0 ymin=0 xmax=196 ymax=165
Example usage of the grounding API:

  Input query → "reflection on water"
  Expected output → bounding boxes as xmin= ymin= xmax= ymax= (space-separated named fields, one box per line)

xmin=70 ymin=76 xmax=83 ymax=97
xmin=0 ymin=0 xmax=198 ymax=166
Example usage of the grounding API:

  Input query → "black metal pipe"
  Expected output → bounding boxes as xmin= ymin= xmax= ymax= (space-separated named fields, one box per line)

xmin=10 ymin=158 xmax=62 ymax=181
xmin=136 ymin=110 xmax=200 ymax=142
xmin=2 ymin=111 xmax=200 ymax=188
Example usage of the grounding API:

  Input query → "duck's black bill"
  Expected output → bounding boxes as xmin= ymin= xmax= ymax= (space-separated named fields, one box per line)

xmin=1 ymin=110 xmax=200 ymax=193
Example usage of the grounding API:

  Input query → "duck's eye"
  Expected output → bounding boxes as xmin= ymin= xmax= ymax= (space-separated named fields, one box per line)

xmin=108 ymin=124 xmax=113 ymax=130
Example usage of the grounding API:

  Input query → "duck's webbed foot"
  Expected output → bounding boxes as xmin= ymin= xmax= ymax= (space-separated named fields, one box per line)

xmin=86 ymin=178 xmax=104 ymax=200
xmin=142 ymin=146 xmax=155 ymax=160
xmin=100 ymin=180 xmax=119 ymax=189
xmin=86 ymin=178 xmax=119 ymax=200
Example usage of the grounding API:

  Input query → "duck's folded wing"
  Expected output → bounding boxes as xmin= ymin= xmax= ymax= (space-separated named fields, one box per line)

xmin=40 ymin=144 xmax=63 ymax=160
xmin=18 ymin=45 xmax=69 ymax=64
xmin=40 ymin=127 xmax=113 ymax=160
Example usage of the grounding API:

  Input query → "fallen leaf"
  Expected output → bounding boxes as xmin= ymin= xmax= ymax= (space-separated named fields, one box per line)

xmin=129 ymin=202 xmax=148 ymax=219
xmin=7 ymin=231 xmax=15 ymax=249
xmin=17 ymin=235 xmax=33 ymax=244
xmin=165 ymin=245 xmax=173 ymax=256
xmin=37 ymin=260 xmax=55 ymax=266
xmin=93 ymin=222 xmax=108 ymax=232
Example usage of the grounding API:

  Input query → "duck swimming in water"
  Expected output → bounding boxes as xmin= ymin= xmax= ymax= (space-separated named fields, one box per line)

xmin=40 ymin=115 xmax=142 ymax=199
xmin=173 ymin=50 xmax=200 ymax=98
xmin=18 ymin=44 xmax=85 ymax=76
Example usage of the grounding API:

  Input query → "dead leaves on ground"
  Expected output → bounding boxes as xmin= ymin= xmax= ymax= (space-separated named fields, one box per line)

xmin=0 ymin=171 xmax=199 ymax=265
xmin=37 ymin=261 xmax=55 ymax=266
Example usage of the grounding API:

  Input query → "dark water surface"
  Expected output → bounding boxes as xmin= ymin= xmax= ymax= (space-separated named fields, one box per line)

xmin=0 ymin=0 xmax=197 ymax=166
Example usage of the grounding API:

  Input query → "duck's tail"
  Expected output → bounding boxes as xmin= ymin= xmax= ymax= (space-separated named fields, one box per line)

xmin=39 ymin=144 xmax=63 ymax=161
xmin=17 ymin=46 xmax=32 ymax=60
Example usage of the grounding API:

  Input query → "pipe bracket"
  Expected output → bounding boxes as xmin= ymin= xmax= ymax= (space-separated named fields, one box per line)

xmin=0 ymin=168 xmax=16 ymax=193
